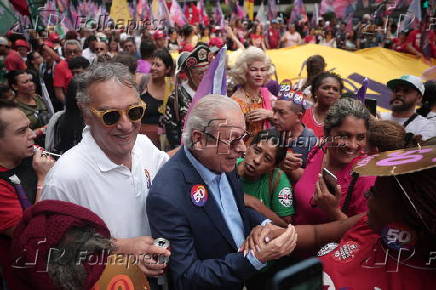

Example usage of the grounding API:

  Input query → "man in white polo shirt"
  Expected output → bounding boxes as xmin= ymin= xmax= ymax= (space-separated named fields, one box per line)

xmin=380 ymin=75 xmax=436 ymax=141
xmin=42 ymin=62 xmax=170 ymax=276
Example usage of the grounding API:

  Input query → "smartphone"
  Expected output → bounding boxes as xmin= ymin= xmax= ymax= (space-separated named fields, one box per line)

xmin=322 ymin=168 xmax=337 ymax=195
xmin=364 ymin=98 xmax=377 ymax=117
xmin=270 ymin=257 xmax=323 ymax=290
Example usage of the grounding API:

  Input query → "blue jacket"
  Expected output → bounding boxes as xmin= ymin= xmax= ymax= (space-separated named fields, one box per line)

xmin=147 ymin=148 xmax=265 ymax=290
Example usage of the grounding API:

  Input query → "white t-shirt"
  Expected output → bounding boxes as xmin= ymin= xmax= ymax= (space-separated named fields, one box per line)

xmin=427 ymin=111 xmax=436 ymax=120
xmin=283 ymin=31 xmax=302 ymax=48
xmin=82 ymin=48 xmax=96 ymax=63
xmin=379 ymin=111 xmax=436 ymax=141
xmin=41 ymin=127 xmax=169 ymax=238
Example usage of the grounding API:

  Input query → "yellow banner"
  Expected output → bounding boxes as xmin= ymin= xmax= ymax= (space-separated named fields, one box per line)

xmin=228 ymin=44 xmax=434 ymax=111
xmin=151 ymin=0 xmax=159 ymax=17
xmin=244 ymin=0 xmax=254 ymax=21
xmin=110 ymin=0 xmax=132 ymax=23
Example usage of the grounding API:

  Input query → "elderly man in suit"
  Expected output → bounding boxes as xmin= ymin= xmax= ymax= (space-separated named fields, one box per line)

xmin=147 ymin=95 xmax=297 ymax=290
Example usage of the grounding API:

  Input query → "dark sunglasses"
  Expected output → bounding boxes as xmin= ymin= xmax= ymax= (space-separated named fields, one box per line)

xmin=0 ymin=44 xmax=10 ymax=48
xmin=89 ymin=102 xmax=146 ymax=127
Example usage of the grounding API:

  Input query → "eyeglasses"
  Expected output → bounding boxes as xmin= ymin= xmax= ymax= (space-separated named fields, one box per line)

xmin=203 ymin=131 xmax=250 ymax=148
xmin=200 ymin=118 xmax=250 ymax=147
xmin=65 ymin=49 xmax=81 ymax=55
xmin=95 ymin=48 xmax=106 ymax=51
xmin=89 ymin=102 xmax=146 ymax=127
xmin=0 ymin=44 xmax=10 ymax=49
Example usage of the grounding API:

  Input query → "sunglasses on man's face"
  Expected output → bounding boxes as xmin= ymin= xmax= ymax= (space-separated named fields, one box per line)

xmin=0 ymin=44 xmax=10 ymax=49
xmin=89 ymin=102 xmax=146 ymax=127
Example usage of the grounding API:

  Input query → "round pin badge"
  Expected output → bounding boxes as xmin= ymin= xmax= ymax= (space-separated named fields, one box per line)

xmin=278 ymin=79 xmax=292 ymax=100
xmin=331 ymin=241 xmax=360 ymax=263
xmin=381 ymin=223 xmax=417 ymax=251
xmin=191 ymin=185 xmax=208 ymax=207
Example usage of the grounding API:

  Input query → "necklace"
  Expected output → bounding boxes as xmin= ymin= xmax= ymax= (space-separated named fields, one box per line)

xmin=244 ymin=88 xmax=262 ymax=105
xmin=313 ymin=105 xmax=324 ymax=125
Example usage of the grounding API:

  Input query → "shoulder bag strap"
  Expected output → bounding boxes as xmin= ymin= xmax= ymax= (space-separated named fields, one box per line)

xmin=341 ymin=172 xmax=359 ymax=214
xmin=403 ymin=113 xmax=418 ymax=128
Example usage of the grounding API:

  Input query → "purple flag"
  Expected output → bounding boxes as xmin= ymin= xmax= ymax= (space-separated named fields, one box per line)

xmin=333 ymin=0 xmax=355 ymax=19
xmin=198 ymin=0 xmax=206 ymax=25
xmin=185 ymin=46 xmax=228 ymax=125
xmin=267 ymin=0 xmax=278 ymax=22
xmin=356 ymin=78 xmax=368 ymax=102
xmin=255 ymin=2 xmax=267 ymax=23
xmin=214 ymin=1 xmax=225 ymax=28
xmin=399 ymin=0 xmax=422 ymax=31
xmin=320 ymin=0 xmax=335 ymax=15
xmin=311 ymin=3 xmax=319 ymax=27
xmin=290 ymin=0 xmax=307 ymax=24
xmin=170 ymin=0 xmax=187 ymax=27
xmin=137 ymin=0 xmax=151 ymax=20
xmin=192 ymin=46 xmax=227 ymax=108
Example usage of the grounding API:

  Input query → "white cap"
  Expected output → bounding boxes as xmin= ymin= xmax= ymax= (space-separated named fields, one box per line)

xmin=0 ymin=37 xmax=9 ymax=46
xmin=387 ymin=75 xmax=425 ymax=95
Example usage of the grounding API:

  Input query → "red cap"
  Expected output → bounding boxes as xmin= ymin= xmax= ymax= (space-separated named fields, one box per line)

xmin=48 ymin=32 xmax=60 ymax=43
xmin=14 ymin=39 xmax=30 ymax=50
xmin=209 ymin=37 xmax=224 ymax=48
xmin=153 ymin=31 xmax=165 ymax=40
xmin=43 ymin=40 xmax=55 ymax=49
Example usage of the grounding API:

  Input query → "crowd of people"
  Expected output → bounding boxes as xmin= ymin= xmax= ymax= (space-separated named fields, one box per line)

xmin=0 ymin=9 xmax=436 ymax=290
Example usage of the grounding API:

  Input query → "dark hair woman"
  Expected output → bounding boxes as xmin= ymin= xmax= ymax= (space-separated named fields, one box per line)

xmin=45 ymin=78 xmax=84 ymax=154
xmin=293 ymin=98 xmax=374 ymax=230
xmin=301 ymin=71 xmax=344 ymax=137
xmin=139 ymin=48 xmax=175 ymax=148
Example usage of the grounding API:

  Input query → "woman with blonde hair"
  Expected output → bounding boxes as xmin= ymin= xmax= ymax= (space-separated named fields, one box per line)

xmin=230 ymin=47 xmax=275 ymax=138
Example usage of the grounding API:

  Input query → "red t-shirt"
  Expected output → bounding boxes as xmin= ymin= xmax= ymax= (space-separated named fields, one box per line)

xmin=392 ymin=38 xmax=408 ymax=53
xmin=302 ymin=107 xmax=324 ymax=138
xmin=405 ymin=30 xmax=436 ymax=56
xmin=406 ymin=30 xmax=422 ymax=53
xmin=53 ymin=59 xmax=72 ymax=90
xmin=321 ymin=215 xmax=436 ymax=289
xmin=0 ymin=166 xmax=23 ymax=287
xmin=4 ymin=50 xmax=27 ymax=71
xmin=304 ymin=35 xmax=316 ymax=44
xmin=0 ymin=167 xmax=23 ymax=232
xmin=268 ymin=28 xmax=280 ymax=49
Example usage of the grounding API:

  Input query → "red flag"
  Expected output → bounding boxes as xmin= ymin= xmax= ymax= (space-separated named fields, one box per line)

xmin=185 ymin=3 xmax=200 ymax=25
xmin=10 ymin=0 xmax=29 ymax=16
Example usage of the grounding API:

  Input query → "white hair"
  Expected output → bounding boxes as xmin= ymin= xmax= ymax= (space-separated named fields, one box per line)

xmin=229 ymin=47 xmax=274 ymax=86
xmin=64 ymin=39 xmax=82 ymax=51
xmin=182 ymin=95 xmax=241 ymax=149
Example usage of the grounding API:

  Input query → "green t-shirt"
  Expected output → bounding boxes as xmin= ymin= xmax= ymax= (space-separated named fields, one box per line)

xmin=237 ymin=158 xmax=295 ymax=217
xmin=15 ymin=95 xmax=50 ymax=129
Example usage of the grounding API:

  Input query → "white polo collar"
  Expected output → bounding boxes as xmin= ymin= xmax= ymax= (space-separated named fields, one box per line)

xmin=81 ymin=126 xmax=135 ymax=173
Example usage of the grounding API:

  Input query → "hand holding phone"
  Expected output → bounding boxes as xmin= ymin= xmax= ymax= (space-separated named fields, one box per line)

xmin=322 ymin=168 xmax=337 ymax=195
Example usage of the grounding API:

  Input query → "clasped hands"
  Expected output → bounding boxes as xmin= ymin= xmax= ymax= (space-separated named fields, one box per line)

xmin=239 ymin=223 xmax=297 ymax=263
